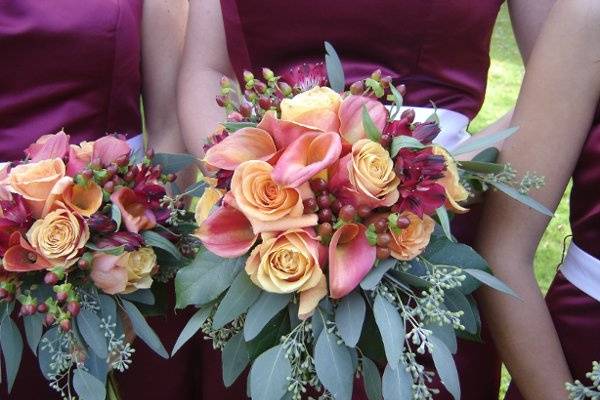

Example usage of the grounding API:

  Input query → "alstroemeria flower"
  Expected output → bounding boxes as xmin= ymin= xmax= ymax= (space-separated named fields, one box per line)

xmin=96 ymin=232 xmax=145 ymax=252
xmin=431 ymin=146 xmax=469 ymax=213
xmin=25 ymin=131 xmax=70 ymax=162
xmin=111 ymin=187 xmax=156 ymax=233
xmin=92 ymin=135 xmax=131 ymax=167
xmin=0 ymin=194 xmax=32 ymax=256
xmin=246 ymin=229 xmax=327 ymax=319
xmin=388 ymin=212 xmax=435 ymax=261
xmin=281 ymin=62 xmax=328 ymax=92
xmin=328 ymin=223 xmax=376 ymax=299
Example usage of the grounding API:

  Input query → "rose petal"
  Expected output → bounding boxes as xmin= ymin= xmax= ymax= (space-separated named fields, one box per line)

xmin=272 ymin=131 xmax=342 ymax=188
xmin=195 ymin=205 xmax=258 ymax=258
xmin=257 ymin=111 xmax=316 ymax=150
xmin=90 ymin=253 xmax=128 ymax=295
xmin=27 ymin=131 xmax=70 ymax=162
xmin=338 ymin=95 xmax=387 ymax=144
xmin=41 ymin=176 xmax=73 ymax=217
xmin=298 ymin=274 xmax=328 ymax=320
xmin=92 ymin=136 xmax=131 ymax=167
xmin=328 ymin=223 xmax=376 ymax=299
xmin=204 ymin=127 xmax=277 ymax=171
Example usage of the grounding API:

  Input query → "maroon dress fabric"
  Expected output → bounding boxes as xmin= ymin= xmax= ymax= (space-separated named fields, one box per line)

xmin=0 ymin=1 xmax=201 ymax=399
xmin=505 ymin=118 xmax=600 ymax=398
xmin=215 ymin=1 xmax=506 ymax=399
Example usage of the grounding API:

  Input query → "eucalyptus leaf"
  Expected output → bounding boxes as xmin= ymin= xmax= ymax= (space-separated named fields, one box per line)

xmin=488 ymin=181 xmax=553 ymax=217
xmin=435 ymin=207 xmax=454 ymax=242
xmin=458 ymin=160 xmax=505 ymax=174
xmin=141 ymin=230 xmax=182 ymax=261
xmin=362 ymin=105 xmax=382 ymax=142
xmin=444 ymin=289 xmax=477 ymax=334
xmin=111 ymin=204 xmax=122 ymax=231
xmin=23 ymin=313 xmax=44 ymax=354
xmin=390 ymin=135 xmax=425 ymax=157
xmin=98 ymin=294 xmax=117 ymax=320
xmin=464 ymin=269 xmax=519 ymax=298
xmin=451 ymin=126 xmax=518 ymax=156
xmin=0 ymin=316 xmax=22 ymax=392
xmin=152 ymin=153 xmax=197 ymax=174
xmin=37 ymin=327 xmax=62 ymax=380
xmin=246 ymin=311 xmax=289 ymax=360
xmin=360 ymin=258 xmax=395 ymax=291
xmin=121 ymin=300 xmax=168 ymax=358
xmin=222 ymin=332 xmax=250 ymax=387
xmin=324 ymin=41 xmax=345 ymax=93
xmin=335 ymin=291 xmax=366 ymax=347
xmin=388 ymin=85 xmax=404 ymax=120
xmin=120 ymin=289 xmax=155 ymax=305
xmin=175 ymin=251 xmax=246 ymax=308
xmin=249 ymin=345 xmax=291 ymax=400
xmin=77 ymin=309 xmax=108 ymax=359
xmin=373 ymin=295 xmax=404 ymax=368
xmin=362 ymin=357 xmax=383 ymax=400
xmin=425 ymin=321 xmax=457 ymax=354
xmin=84 ymin=352 xmax=109 ymax=385
xmin=84 ymin=243 xmax=125 ymax=256
xmin=472 ymin=147 xmax=499 ymax=163
xmin=430 ymin=335 xmax=460 ymax=400
xmin=244 ymin=292 xmax=291 ymax=341
xmin=382 ymin=361 xmax=413 ymax=400
xmin=183 ymin=180 xmax=206 ymax=197
xmin=213 ymin=271 xmax=261 ymax=329
xmin=73 ymin=368 xmax=106 ymax=400
xmin=314 ymin=328 xmax=354 ymax=400
xmin=172 ymin=306 xmax=211 ymax=356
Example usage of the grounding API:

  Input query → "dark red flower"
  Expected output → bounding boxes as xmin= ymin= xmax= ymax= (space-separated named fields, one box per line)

xmin=412 ymin=121 xmax=441 ymax=144
xmin=96 ymin=232 xmax=145 ymax=252
xmin=0 ymin=195 xmax=32 ymax=256
xmin=383 ymin=115 xmax=412 ymax=138
xmin=215 ymin=169 xmax=234 ymax=190
xmin=281 ymin=63 xmax=328 ymax=92
xmin=88 ymin=213 xmax=117 ymax=234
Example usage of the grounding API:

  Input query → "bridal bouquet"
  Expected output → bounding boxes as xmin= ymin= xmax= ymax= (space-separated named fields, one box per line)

xmin=175 ymin=44 xmax=550 ymax=400
xmin=0 ymin=132 xmax=202 ymax=399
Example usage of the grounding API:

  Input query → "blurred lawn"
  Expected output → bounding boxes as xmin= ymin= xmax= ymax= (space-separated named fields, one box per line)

xmin=470 ymin=5 xmax=572 ymax=398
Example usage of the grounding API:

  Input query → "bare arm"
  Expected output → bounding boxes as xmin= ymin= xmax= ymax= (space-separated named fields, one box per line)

xmin=476 ymin=1 xmax=600 ymax=398
xmin=178 ymin=0 xmax=236 ymax=159
xmin=141 ymin=0 xmax=188 ymax=154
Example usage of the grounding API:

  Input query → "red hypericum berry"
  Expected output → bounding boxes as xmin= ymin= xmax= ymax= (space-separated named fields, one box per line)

xmin=152 ymin=164 xmax=163 ymax=176
xmin=357 ymin=205 xmax=372 ymax=219
xmin=303 ymin=198 xmax=317 ymax=213
xmin=371 ymin=69 xmax=382 ymax=81
xmin=56 ymin=291 xmax=68 ymax=303
xmin=0 ymin=288 xmax=7 ymax=299
xmin=82 ymin=169 xmax=94 ymax=180
xmin=374 ymin=219 xmax=388 ymax=233
xmin=396 ymin=84 xmax=407 ymax=96
xmin=59 ymin=319 xmax=71 ymax=332
xmin=20 ymin=304 xmax=32 ymax=316
xmin=239 ymin=102 xmax=252 ymax=118
xmin=216 ymin=95 xmax=226 ymax=107
xmin=396 ymin=215 xmax=411 ymax=229
xmin=145 ymin=148 xmax=155 ymax=159
xmin=258 ymin=96 xmax=271 ymax=110
xmin=380 ymin=133 xmax=392 ymax=148
xmin=115 ymin=154 xmax=129 ymax=167
xmin=44 ymin=314 xmax=55 ymax=326
xmin=167 ymin=173 xmax=177 ymax=182
xmin=339 ymin=205 xmax=357 ymax=222
xmin=78 ymin=258 xmax=89 ymax=270
xmin=317 ymin=194 xmax=331 ymax=209
xmin=318 ymin=208 xmax=333 ymax=223
xmin=376 ymin=233 xmax=392 ymax=247
xmin=106 ymin=164 xmax=118 ymax=177
xmin=37 ymin=303 xmax=48 ymax=313
xmin=349 ymin=81 xmax=364 ymax=95
xmin=400 ymin=108 xmax=416 ymax=124
xmin=103 ymin=180 xmax=115 ymax=194
xmin=331 ymin=199 xmax=342 ymax=215
xmin=376 ymin=246 xmax=391 ymax=260
xmin=44 ymin=272 xmax=59 ymax=285
xmin=317 ymin=223 xmax=333 ymax=238
xmin=124 ymin=170 xmax=135 ymax=182
xmin=4 ymin=293 xmax=13 ymax=302
xmin=67 ymin=302 xmax=81 ymax=317
xmin=309 ymin=178 xmax=328 ymax=194
xmin=381 ymin=76 xmax=392 ymax=89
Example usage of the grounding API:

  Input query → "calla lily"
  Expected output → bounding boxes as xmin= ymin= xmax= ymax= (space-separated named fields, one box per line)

xmin=3 ymin=232 xmax=51 ymax=272
xmin=26 ymin=131 xmax=70 ymax=162
xmin=257 ymin=111 xmax=316 ymax=150
xmin=328 ymin=223 xmax=376 ymax=299
xmin=298 ymin=274 xmax=328 ymax=320
xmin=248 ymin=213 xmax=319 ymax=235
xmin=92 ymin=136 xmax=131 ymax=167
xmin=204 ymin=127 xmax=277 ymax=171
xmin=63 ymin=181 xmax=103 ymax=217
xmin=338 ymin=95 xmax=387 ymax=144
xmin=194 ymin=186 xmax=224 ymax=226
xmin=195 ymin=204 xmax=257 ymax=258
xmin=288 ymin=109 xmax=340 ymax=133
xmin=110 ymin=187 xmax=156 ymax=233
xmin=271 ymin=131 xmax=342 ymax=188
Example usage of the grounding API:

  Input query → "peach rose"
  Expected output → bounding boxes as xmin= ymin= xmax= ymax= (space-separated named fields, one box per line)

xmin=348 ymin=139 xmax=400 ymax=206
xmin=280 ymin=86 xmax=342 ymax=130
xmin=91 ymin=247 xmax=157 ymax=295
xmin=231 ymin=160 xmax=303 ymax=223
xmin=388 ymin=212 xmax=435 ymax=261
xmin=432 ymin=146 xmax=469 ymax=213
xmin=8 ymin=158 xmax=66 ymax=218
xmin=245 ymin=229 xmax=327 ymax=319
xmin=67 ymin=141 xmax=94 ymax=176
xmin=26 ymin=205 xmax=90 ymax=267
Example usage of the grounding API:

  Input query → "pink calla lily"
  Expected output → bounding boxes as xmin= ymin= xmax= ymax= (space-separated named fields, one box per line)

xmin=195 ymin=204 xmax=258 ymax=258
xmin=290 ymin=109 xmax=340 ymax=133
xmin=92 ymin=136 xmax=131 ymax=167
xmin=26 ymin=131 xmax=70 ymax=162
xmin=338 ymin=95 xmax=387 ymax=144
xmin=3 ymin=232 xmax=51 ymax=272
xmin=328 ymin=223 xmax=376 ymax=299
xmin=271 ymin=131 xmax=342 ymax=188
xmin=204 ymin=127 xmax=277 ymax=171
xmin=257 ymin=111 xmax=317 ymax=150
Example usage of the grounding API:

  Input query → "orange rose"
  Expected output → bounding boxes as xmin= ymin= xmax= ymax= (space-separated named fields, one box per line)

xmin=432 ymin=146 xmax=469 ymax=213
xmin=8 ymin=158 xmax=66 ymax=218
xmin=388 ymin=212 xmax=435 ymax=261
xmin=26 ymin=205 xmax=90 ymax=267
xmin=348 ymin=139 xmax=400 ymax=206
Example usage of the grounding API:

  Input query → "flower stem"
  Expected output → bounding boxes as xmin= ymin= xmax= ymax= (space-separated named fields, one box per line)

xmin=107 ymin=371 xmax=122 ymax=400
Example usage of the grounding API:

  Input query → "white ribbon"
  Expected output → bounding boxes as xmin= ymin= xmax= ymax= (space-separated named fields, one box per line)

xmin=560 ymin=242 xmax=600 ymax=302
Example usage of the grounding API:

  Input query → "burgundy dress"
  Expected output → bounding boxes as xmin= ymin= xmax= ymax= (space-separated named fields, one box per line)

xmin=195 ymin=1 xmax=505 ymax=399
xmin=0 ymin=1 xmax=200 ymax=399
xmin=505 ymin=117 xmax=600 ymax=397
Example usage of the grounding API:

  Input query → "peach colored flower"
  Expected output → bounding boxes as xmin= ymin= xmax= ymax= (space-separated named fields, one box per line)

xmin=26 ymin=205 xmax=90 ymax=267
xmin=388 ymin=212 xmax=435 ymax=261
xmin=110 ymin=187 xmax=156 ymax=233
xmin=67 ymin=141 xmax=94 ymax=176
xmin=348 ymin=139 xmax=400 ymax=207
xmin=91 ymin=247 xmax=157 ymax=295
xmin=280 ymin=86 xmax=342 ymax=131
xmin=194 ymin=179 xmax=224 ymax=226
xmin=245 ymin=229 xmax=327 ymax=319
xmin=432 ymin=146 xmax=469 ymax=213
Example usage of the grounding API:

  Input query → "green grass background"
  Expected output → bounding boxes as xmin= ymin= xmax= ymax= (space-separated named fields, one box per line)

xmin=469 ymin=5 xmax=572 ymax=397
